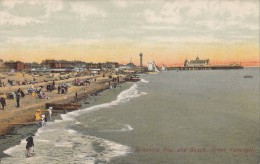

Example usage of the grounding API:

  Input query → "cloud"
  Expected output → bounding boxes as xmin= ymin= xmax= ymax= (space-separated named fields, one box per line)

xmin=140 ymin=25 xmax=183 ymax=31
xmin=0 ymin=0 xmax=23 ymax=9
xmin=0 ymin=0 xmax=64 ymax=14
xmin=111 ymin=0 xmax=144 ymax=8
xmin=112 ymin=0 xmax=128 ymax=8
xmin=0 ymin=11 xmax=44 ymax=25
xmin=143 ymin=0 xmax=259 ymax=30
xmin=3 ymin=36 xmax=106 ymax=46
xmin=32 ymin=0 xmax=64 ymax=17
xmin=144 ymin=9 xmax=181 ymax=24
xmin=3 ymin=36 xmax=64 ymax=45
xmin=144 ymin=36 xmax=222 ymax=44
xmin=0 ymin=0 xmax=258 ymax=46
xmin=70 ymin=2 xmax=106 ymax=20
xmin=0 ymin=0 xmax=64 ymax=25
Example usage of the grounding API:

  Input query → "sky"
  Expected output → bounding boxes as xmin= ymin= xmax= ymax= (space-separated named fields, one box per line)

xmin=0 ymin=0 xmax=259 ymax=66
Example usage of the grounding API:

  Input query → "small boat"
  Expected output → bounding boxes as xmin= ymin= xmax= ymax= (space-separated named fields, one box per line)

xmin=244 ymin=75 xmax=253 ymax=78
xmin=46 ymin=103 xmax=81 ymax=110
xmin=146 ymin=60 xmax=160 ymax=74
xmin=125 ymin=75 xmax=141 ymax=82
xmin=161 ymin=64 xmax=168 ymax=71
xmin=146 ymin=72 xmax=159 ymax=75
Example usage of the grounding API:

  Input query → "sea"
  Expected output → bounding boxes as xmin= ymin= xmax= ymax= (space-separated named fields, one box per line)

xmin=0 ymin=68 xmax=259 ymax=164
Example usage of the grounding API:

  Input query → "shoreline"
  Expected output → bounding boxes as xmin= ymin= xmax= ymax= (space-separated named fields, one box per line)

xmin=0 ymin=77 xmax=126 ymax=158
xmin=0 ymin=83 xmax=116 ymax=135
xmin=0 ymin=73 xmax=124 ymax=136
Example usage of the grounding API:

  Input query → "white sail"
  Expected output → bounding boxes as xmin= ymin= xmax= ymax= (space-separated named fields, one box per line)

xmin=161 ymin=65 xmax=168 ymax=71
xmin=153 ymin=61 xmax=160 ymax=72
xmin=147 ymin=62 xmax=154 ymax=71
xmin=147 ymin=61 xmax=160 ymax=72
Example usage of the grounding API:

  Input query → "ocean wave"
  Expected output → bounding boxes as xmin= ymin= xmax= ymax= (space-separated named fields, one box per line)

xmin=140 ymin=79 xmax=149 ymax=83
xmin=37 ymin=139 xmax=51 ymax=143
xmin=123 ymin=124 xmax=134 ymax=131
xmin=66 ymin=129 xmax=77 ymax=134
xmin=102 ymin=124 xmax=134 ymax=132
xmin=2 ymin=125 xmax=130 ymax=163
xmin=75 ymin=122 xmax=82 ymax=125
xmin=60 ymin=84 xmax=145 ymax=122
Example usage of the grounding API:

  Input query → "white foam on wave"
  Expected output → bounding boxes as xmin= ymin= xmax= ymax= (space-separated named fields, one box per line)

xmin=54 ymin=141 xmax=74 ymax=148
xmin=3 ymin=138 xmax=26 ymax=155
xmin=102 ymin=124 xmax=134 ymax=132
xmin=37 ymin=139 xmax=51 ymax=143
xmin=75 ymin=122 xmax=82 ymax=125
xmin=66 ymin=129 xmax=77 ymax=134
xmin=35 ymin=127 xmax=58 ymax=136
xmin=3 ymin=145 xmax=21 ymax=155
xmin=123 ymin=124 xmax=134 ymax=131
xmin=61 ymin=84 xmax=145 ymax=122
xmin=2 ymin=126 xmax=131 ymax=163
xmin=54 ymin=119 xmax=63 ymax=123
xmin=140 ymin=78 xmax=149 ymax=83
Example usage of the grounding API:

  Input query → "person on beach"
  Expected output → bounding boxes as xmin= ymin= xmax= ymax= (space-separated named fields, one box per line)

xmin=16 ymin=92 xmax=20 ymax=107
xmin=0 ymin=97 xmax=6 ymax=110
xmin=26 ymin=136 xmax=34 ymax=157
xmin=44 ymin=114 xmax=48 ymax=125
xmin=35 ymin=109 xmax=41 ymax=121
xmin=52 ymin=80 xmax=55 ymax=88
xmin=75 ymin=92 xmax=78 ymax=100
xmin=41 ymin=114 xmax=45 ymax=126
xmin=117 ymin=76 xmax=120 ymax=83
xmin=20 ymin=90 xmax=25 ymax=97
xmin=48 ymin=107 xmax=53 ymax=120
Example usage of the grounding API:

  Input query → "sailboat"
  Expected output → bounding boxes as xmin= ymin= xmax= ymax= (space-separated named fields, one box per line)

xmin=161 ymin=64 xmax=168 ymax=71
xmin=147 ymin=61 xmax=160 ymax=74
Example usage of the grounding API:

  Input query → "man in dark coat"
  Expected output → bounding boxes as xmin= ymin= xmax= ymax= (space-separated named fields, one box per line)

xmin=17 ymin=88 xmax=21 ymax=94
xmin=0 ymin=97 xmax=6 ymax=110
xmin=16 ymin=93 xmax=20 ymax=107
xmin=26 ymin=136 xmax=34 ymax=157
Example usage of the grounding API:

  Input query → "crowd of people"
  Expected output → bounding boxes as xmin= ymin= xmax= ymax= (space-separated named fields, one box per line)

xmin=57 ymin=83 xmax=69 ymax=94
xmin=0 ymin=78 xmax=38 ymax=88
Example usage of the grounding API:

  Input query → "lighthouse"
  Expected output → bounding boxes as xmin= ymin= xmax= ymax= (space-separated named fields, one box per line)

xmin=139 ymin=52 xmax=143 ymax=67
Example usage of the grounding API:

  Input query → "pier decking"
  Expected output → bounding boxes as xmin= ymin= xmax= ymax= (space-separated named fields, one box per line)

xmin=169 ymin=65 xmax=243 ymax=71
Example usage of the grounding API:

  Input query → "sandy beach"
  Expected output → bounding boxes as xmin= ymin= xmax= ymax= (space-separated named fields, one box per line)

xmin=0 ymin=72 xmax=125 ymax=136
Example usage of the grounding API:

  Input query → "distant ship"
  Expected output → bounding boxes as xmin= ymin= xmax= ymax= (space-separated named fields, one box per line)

xmin=161 ymin=64 xmax=168 ymax=71
xmin=147 ymin=61 xmax=160 ymax=74
xmin=244 ymin=75 xmax=253 ymax=78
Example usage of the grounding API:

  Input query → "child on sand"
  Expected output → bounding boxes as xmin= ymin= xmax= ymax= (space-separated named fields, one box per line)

xmin=41 ymin=114 xmax=45 ymax=126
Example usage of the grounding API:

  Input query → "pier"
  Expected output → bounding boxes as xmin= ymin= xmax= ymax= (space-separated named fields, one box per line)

xmin=169 ymin=65 xmax=244 ymax=71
